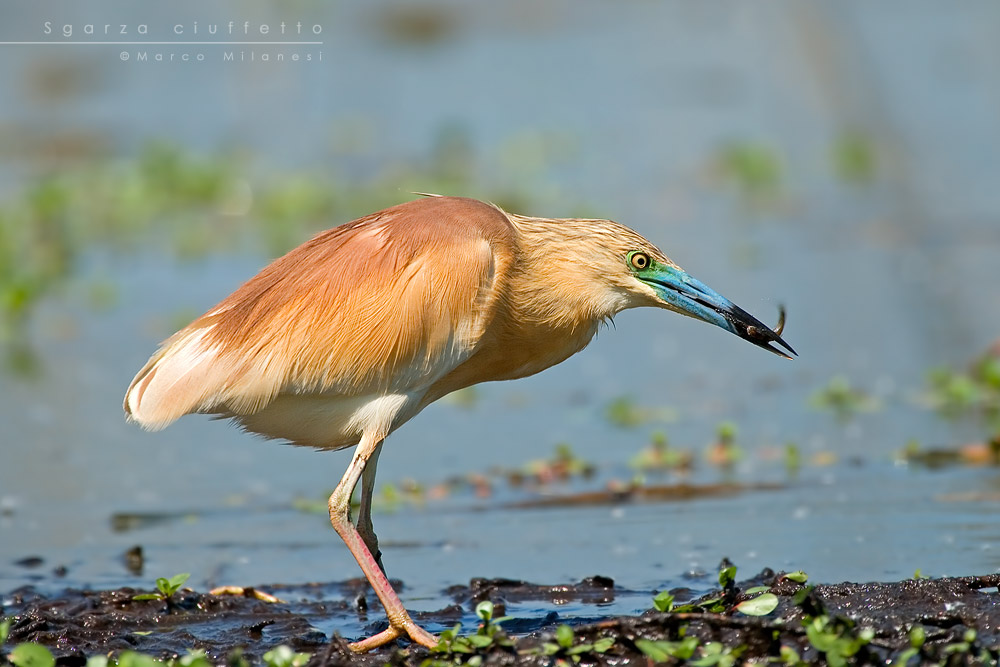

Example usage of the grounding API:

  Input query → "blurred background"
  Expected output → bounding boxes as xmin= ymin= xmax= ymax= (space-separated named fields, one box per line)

xmin=1 ymin=0 xmax=999 ymax=638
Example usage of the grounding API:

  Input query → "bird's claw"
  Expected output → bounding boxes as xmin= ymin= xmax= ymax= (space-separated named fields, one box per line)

xmin=347 ymin=619 xmax=438 ymax=652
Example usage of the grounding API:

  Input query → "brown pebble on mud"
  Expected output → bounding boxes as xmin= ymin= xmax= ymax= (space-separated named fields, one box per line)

xmin=3 ymin=572 xmax=999 ymax=666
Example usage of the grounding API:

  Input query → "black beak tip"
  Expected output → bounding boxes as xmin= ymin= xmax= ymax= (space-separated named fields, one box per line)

xmin=735 ymin=304 xmax=796 ymax=360
xmin=771 ymin=338 xmax=797 ymax=360
xmin=746 ymin=326 xmax=797 ymax=359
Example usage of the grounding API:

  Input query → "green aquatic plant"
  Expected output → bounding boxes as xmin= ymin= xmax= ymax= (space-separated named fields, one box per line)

xmin=690 ymin=641 xmax=745 ymax=667
xmin=635 ymin=636 xmax=699 ymax=662
xmin=537 ymin=624 xmax=614 ymax=663
xmin=652 ymin=590 xmax=676 ymax=612
xmin=630 ymin=431 xmax=693 ymax=472
xmin=604 ymin=395 xmax=675 ymax=429
xmin=605 ymin=395 xmax=644 ymax=428
xmin=897 ymin=436 xmax=1000 ymax=469
xmin=939 ymin=627 xmax=996 ymax=663
xmin=166 ymin=650 xmax=213 ymax=667
xmin=707 ymin=421 xmax=743 ymax=467
xmin=735 ymin=592 xmax=779 ymax=616
xmin=653 ymin=562 xmax=743 ymax=615
xmin=788 ymin=582 xmax=875 ymax=667
xmin=7 ymin=646 xmax=288 ymax=667
xmin=664 ymin=575 xmax=783 ymax=621
xmin=6 ymin=643 xmax=55 ymax=667
xmin=782 ymin=570 xmax=808 ymax=584
xmin=432 ymin=600 xmax=513 ymax=655
xmin=132 ymin=572 xmax=190 ymax=603
xmin=637 ymin=635 xmax=743 ymax=667
xmin=86 ymin=649 xmax=228 ymax=667
xmin=803 ymin=615 xmax=875 ymax=667
xmin=809 ymin=376 xmax=880 ymax=422
xmin=925 ymin=367 xmax=982 ymax=417
xmin=924 ymin=356 xmax=1000 ymax=433
xmin=372 ymin=479 xmax=427 ymax=513
xmin=718 ymin=564 xmax=737 ymax=590
xmin=832 ymin=131 xmax=877 ymax=185
xmin=519 ymin=443 xmax=595 ymax=483
xmin=260 ymin=646 xmax=310 ymax=667
xmin=783 ymin=442 xmax=801 ymax=475
xmin=891 ymin=625 xmax=926 ymax=667
xmin=716 ymin=141 xmax=783 ymax=206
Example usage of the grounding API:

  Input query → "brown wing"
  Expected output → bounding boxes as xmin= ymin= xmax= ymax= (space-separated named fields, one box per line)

xmin=124 ymin=197 xmax=515 ymax=430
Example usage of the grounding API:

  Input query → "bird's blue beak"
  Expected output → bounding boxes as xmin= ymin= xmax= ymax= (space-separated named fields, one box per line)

xmin=642 ymin=265 xmax=797 ymax=359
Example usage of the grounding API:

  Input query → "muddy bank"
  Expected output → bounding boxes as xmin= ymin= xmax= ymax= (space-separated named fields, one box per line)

xmin=3 ymin=570 xmax=998 ymax=665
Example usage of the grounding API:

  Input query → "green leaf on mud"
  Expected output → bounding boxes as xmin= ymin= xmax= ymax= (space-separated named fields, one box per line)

xmin=691 ymin=641 xmax=743 ymax=667
xmin=131 ymin=593 xmax=163 ymax=601
xmin=718 ymin=565 xmax=737 ymax=588
xmin=261 ymin=645 xmax=310 ymax=667
xmin=792 ymin=585 xmax=816 ymax=606
xmin=555 ymin=624 xmax=574 ymax=648
xmin=466 ymin=634 xmax=493 ymax=648
xmin=474 ymin=600 xmax=494 ymax=622
xmin=736 ymin=593 xmax=779 ymax=616
xmin=653 ymin=590 xmax=675 ymax=612
xmin=167 ymin=572 xmax=190 ymax=588
xmin=117 ymin=651 xmax=161 ymax=667
xmin=635 ymin=637 xmax=698 ymax=662
xmin=592 ymin=637 xmax=614 ymax=653
xmin=161 ymin=573 xmax=190 ymax=596
xmin=9 ymin=644 xmax=56 ymax=667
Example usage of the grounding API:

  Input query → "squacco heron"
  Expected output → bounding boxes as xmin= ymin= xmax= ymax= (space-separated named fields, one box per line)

xmin=124 ymin=195 xmax=794 ymax=651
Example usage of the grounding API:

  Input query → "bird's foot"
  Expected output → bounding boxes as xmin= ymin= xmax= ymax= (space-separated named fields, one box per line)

xmin=348 ymin=617 xmax=438 ymax=652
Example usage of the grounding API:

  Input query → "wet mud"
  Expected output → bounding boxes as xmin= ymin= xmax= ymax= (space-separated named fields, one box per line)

xmin=3 ymin=570 xmax=998 ymax=665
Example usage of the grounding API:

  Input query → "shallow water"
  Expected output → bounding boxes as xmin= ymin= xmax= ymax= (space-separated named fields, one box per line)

xmin=2 ymin=0 xmax=1000 ymax=642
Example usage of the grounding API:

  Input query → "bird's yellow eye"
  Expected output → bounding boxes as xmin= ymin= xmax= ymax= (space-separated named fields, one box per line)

xmin=629 ymin=251 xmax=651 ymax=271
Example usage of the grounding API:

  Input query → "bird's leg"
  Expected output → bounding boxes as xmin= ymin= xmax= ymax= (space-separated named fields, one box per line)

xmin=328 ymin=432 xmax=437 ymax=652
xmin=356 ymin=441 xmax=384 ymax=573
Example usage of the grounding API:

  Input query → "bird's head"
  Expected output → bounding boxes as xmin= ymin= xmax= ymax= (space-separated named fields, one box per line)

xmin=508 ymin=213 xmax=796 ymax=359
xmin=609 ymin=233 xmax=796 ymax=359
xmin=541 ymin=217 xmax=796 ymax=359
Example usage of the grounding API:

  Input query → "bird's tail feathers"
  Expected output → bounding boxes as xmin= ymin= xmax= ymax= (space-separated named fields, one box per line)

xmin=123 ymin=327 xmax=233 ymax=430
